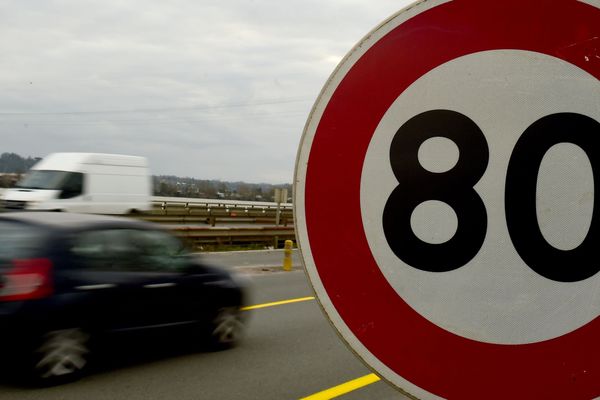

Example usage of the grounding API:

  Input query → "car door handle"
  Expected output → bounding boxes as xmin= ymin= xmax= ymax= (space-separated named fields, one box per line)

xmin=143 ymin=283 xmax=176 ymax=289
xmin=76 ymin=284 xmax=117 ymax=290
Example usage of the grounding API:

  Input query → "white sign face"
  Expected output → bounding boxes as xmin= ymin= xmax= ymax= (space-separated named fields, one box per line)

xmin=361 ymin=49 xmax=600 ymax=345
xmin=295 ymin=0 xmax=600 ymax=399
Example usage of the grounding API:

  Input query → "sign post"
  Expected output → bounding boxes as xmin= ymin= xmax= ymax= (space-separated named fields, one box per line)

xmin=294 ymin=1 xmax=600 ymax=399
xmin=274 ymin=188 xmax=288 ymax=226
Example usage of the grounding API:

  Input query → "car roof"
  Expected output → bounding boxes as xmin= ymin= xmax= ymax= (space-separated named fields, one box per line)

xmin=0 ymin=212 xmax=155 ymax=231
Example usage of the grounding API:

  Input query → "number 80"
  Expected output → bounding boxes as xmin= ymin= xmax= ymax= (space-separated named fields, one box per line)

xmin=382 ymin=110 xmax=600 ymax=282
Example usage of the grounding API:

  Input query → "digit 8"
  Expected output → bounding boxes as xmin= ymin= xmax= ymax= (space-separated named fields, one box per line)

xmin=383 ymin=109 xmax=489 ymax=272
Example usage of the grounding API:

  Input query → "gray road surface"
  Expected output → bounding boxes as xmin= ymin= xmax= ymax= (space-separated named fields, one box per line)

xmin=200 ymin=248 xmax=303 ymax=272
xmin=0 ymin=251 xmax=406 ymax=400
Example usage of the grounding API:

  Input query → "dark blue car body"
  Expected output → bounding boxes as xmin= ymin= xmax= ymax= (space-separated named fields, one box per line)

xmin=0 ymin=212 xmax=247 ymax=383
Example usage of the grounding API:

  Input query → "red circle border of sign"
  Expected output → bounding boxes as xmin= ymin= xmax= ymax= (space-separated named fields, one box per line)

xmin=303 ymin=1 xmax=600 ymax=399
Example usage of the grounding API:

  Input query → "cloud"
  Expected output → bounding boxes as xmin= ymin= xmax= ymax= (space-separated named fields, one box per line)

xmin=0 ymin=0 xmax=410 ymax=183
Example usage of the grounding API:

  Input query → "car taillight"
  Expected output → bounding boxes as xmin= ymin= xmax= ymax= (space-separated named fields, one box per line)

xmin=0 ymin=258 xmax=53 ymax=301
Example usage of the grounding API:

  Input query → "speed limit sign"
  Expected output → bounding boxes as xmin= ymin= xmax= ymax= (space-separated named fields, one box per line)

xmin=294 ymin=0 xmax=600 ymax=399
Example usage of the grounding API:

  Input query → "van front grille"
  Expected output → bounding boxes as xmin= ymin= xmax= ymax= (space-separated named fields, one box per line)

xmin=2 ymin=200 xmax=26 ymax=210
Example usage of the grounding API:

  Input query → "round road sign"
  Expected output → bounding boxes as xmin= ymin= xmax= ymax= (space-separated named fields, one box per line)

xmin=294 ymin=1 xmax=600 ymax=399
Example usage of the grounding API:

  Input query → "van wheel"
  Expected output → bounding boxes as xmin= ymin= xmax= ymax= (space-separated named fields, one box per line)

xmin=32 ymin=328 xmax=90 ymax=384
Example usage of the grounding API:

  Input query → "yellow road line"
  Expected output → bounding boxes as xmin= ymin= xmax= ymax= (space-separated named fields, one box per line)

xmin=240 ymin=296 xmax=315 ymax=311
xmin=300 ymin=374 xmax=381 ymax=400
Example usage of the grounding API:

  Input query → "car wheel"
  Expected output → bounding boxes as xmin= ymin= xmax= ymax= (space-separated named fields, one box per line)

xmin=209 ymin=307 xmax=245 ymax=349
xmin=32 ymin=328 xmax=90 ymax=383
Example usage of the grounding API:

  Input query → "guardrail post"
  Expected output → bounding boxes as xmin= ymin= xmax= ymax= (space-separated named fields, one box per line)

xmin=207 ymin=208 xmax=216 ymax=227
xmin=274 ymin=188 xmax=288 ymax=226
xmin=283 ymin=240 xmax=293 ymax=271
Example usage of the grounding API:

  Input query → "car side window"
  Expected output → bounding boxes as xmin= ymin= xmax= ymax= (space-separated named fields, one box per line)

xmin=70 ymin=230 xmax=114 ymax=270
xmin=71 ymin=228 xmax=187 ymax=272
xmin=127 ymin=229 xmax=188 ymax=272
xmin=71 ymin=229 xmax=150 ymax=271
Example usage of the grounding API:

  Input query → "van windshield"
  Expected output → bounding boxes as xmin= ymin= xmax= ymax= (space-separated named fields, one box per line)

xmin=16 ymin=170 xmax=73 ymax=190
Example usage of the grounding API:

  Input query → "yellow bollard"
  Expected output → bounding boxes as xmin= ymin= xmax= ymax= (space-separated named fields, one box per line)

xmin=283 ymin=240 xmax=293 ymax=271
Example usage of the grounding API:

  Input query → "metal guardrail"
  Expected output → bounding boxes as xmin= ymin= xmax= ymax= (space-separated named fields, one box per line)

xmin=145 ymin=197 xmax=296 ymax=249
xmin=147 ymin=196 xmax=294 ymax=226
xmin=152 ymin=196 xmax=293 ymax=210
xmin=171 ymin=225 xmax=296 ymax=250
xmin=0 ymin=193 xmax=294 ymax=249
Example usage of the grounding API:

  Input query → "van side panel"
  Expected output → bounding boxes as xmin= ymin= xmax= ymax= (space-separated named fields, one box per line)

xmin=83 ymin=164 xmax=151 ymax=214
xmin=3 ymin=153 xmax=152 ymax=214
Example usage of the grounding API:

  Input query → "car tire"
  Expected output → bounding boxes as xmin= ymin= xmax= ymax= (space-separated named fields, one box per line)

xmin=31 ymin=328 xmax=90 ymax=385
xmin=208 ymin=307 xmax=245 ymax=350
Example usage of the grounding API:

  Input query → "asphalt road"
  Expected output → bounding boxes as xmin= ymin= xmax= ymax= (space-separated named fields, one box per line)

xmin=201 ymin=248 xmax=304 ymax=273
xmin=0 ymin=250 xmax=407 ymax=400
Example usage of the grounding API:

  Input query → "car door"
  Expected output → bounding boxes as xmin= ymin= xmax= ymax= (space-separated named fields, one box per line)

xmin=123 ymin=228 xmax=213 ymax=326
xmin=68 ymin=227 xmax=221 ymax=332
xmin=66 ymin=228 xmax=155 ymax=331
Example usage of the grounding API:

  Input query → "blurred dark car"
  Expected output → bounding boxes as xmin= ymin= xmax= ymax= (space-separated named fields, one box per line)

xmin=0 ymin=212 xmax=247 ymax=383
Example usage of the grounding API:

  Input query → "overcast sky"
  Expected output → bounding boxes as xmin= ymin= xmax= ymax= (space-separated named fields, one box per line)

xmin=0 ymin=1 xmax=412 ymax=183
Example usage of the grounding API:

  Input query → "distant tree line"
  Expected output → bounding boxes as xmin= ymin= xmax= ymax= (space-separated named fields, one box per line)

xmin=0 ymin=152 xmax=292 ymax=201
xmin=0 ymin=152 xmax=39 ymax=173
xmin=0 ymin=153 xmax=40 ymax=187
xmin=153 ymin=175 xmax=292 ymax=202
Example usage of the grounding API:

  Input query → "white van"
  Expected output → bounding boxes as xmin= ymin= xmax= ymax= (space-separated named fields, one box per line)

xmin=1 ymin=153 xmax=152 ymax=214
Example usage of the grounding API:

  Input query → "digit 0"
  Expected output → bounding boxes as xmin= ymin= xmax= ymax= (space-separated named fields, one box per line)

xmin=383 ymin=110 xmax=489 ymax=272
xmin=506 ymin=113 xmax=600 ymax=282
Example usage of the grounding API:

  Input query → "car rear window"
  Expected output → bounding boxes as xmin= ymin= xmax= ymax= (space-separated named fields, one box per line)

xmin=0 ymin=221 xmax=46 ymax=261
